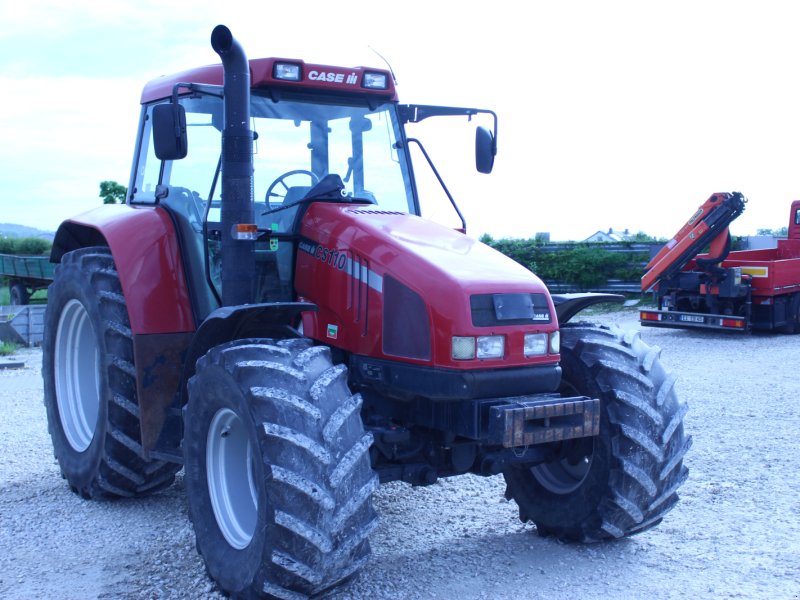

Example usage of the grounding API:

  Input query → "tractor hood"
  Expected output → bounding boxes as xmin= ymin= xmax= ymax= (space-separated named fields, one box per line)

xmin=295 ymin=203 xmax=558 ymax=369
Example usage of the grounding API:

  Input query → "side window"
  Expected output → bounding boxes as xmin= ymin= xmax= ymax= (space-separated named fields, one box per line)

xmin=795 ymin=208 xmax=799 ymax=225
xmin=131 ymin=100 xmax=223 ymax=207
xmin=131 ymin=104 xmax=162 ymax=204
xmin=167 ymin=109 xmax=222 ymax=203
xmin=361 ymin=113 xmax=413 ymax=212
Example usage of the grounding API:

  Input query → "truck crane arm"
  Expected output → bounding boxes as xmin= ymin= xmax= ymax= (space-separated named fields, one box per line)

xmin=641 ymin=191 xmax=747 ymax=292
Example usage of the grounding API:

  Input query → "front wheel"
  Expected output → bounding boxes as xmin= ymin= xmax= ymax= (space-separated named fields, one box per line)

xmin=503 ymin=323 xmax=692 ymax=541
xmin=183 ymin=338 xmax=379 ymax=599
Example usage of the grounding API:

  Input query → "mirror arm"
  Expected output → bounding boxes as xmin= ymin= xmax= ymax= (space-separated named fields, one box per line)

xmin=170 ymin=82 xmax=224 ymax=103
xmin=398 ymin=104 xmax=498 ymax=151
xmin=405 ymin=137 xmax=467 ymax=233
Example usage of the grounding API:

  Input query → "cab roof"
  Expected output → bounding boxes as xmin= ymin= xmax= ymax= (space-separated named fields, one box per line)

xmin=140 ymin=57 xmax=397 ymax=103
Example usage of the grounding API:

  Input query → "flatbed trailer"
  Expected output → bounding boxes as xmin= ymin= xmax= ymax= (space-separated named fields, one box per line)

xmin=640 ymin=196 xmax=800 ymax=333
xmin=0 ymin=253 xmax=55 ymax=305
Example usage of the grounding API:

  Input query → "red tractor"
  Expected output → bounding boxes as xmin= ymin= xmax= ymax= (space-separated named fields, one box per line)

xmin=42 ymin=26 xmax=690 ymax=599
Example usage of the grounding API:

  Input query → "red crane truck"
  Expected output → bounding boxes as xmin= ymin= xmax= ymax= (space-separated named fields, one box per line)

xmin=42 ymin=26 xmax=690 ymax=599
xmin=640 ymin=192 xmax=800 ymax=332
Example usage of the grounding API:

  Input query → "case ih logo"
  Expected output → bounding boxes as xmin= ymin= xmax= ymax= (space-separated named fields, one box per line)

xmin=308 ymin=70 xmax=358 ymax=85
xmin=299 ymin=238 xmax=348 ymax=271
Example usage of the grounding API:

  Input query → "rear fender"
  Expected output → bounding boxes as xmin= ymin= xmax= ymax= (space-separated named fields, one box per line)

xmin=51 ymin=205 xmax=195 ymax=334
xmin=552 ymin=293 xmax=624 ymax=324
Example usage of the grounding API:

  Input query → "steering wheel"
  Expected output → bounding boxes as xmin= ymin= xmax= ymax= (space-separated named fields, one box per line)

xmin=264 ymin=170 xmax=320 ymax=208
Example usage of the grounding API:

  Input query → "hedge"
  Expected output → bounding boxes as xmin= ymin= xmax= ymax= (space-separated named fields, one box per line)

xmin=482 ymin=237 xmax=652 ymax=290
xmin=0 ymin=237 xmax=52 ymax=255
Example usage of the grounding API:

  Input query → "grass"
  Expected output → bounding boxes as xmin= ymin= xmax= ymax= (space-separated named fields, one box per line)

xmin=0 ymin=342 xmax=18 ymax=356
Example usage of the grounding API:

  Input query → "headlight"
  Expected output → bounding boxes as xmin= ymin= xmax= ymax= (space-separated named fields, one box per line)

xmin=273 ymin=62 xmax=302 ymax=81
xmin=549 ymin=330 xmax=560 ymax=354
xmin=524 ymin=333 xmax=548 ymax=357
xmin=477 ymin=335 xmax=504 ymax=359
xmin=452 ymin=336 xmax=476 ymax=360
xmin=525 ymin=331 xmax=559 ymax=356
xmin=363 ymin=71 xmax=389 ymax=89
xmin=452 ymin=335 xmax=505 ymax=360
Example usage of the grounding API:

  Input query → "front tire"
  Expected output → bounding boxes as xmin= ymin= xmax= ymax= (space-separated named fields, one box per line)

xmin=184 ymin=338 xmax=379 ymax=599
xmin=503 ymin=323 xmax=692 ymax=541
xmin=42 ymin=247 xmax=180 ymax=498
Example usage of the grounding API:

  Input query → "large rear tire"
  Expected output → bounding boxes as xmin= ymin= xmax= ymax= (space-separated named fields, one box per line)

xmin=777 ymin=293 xmax=800 ymax=334
xmin=184 ymin=338 xmax=379 ymax=599
xmin=42 ymin=247 xmax=180 ymax=498
xmin=503 ymin=323 xmax=692 ymax=541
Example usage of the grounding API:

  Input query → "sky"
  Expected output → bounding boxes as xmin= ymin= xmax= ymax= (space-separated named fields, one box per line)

xmin=2 ymin=0 xmax=800 ymax=242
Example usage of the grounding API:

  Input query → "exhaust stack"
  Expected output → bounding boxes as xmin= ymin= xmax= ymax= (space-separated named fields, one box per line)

xmin=211 ymin=25 xmax=254 ymax=306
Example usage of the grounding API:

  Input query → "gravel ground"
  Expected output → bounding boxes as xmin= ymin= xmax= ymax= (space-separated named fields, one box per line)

xmin=1 ymin=307 xmax=799 ymax=600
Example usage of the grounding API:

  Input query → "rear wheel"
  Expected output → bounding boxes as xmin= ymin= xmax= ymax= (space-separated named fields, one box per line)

xmin=10 ymin=281 xmax=28 ymax=305
xmin=184 ymin=338 xmax=379 ymax=599
xmin=778 ymin=293 xmax=800 ymax=334
xmin=42 ymin=247 xmax=180 ymax=498
xmin=503 ymin=323 xmax=692 ymax=541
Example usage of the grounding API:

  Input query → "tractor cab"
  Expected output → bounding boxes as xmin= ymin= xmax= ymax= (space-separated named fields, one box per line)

xmin=135 ymin=61 xmax=496 ymax=324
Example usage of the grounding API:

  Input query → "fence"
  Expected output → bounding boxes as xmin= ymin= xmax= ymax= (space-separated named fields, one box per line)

xmin=0 ymin=305 xmax=46 ymax=346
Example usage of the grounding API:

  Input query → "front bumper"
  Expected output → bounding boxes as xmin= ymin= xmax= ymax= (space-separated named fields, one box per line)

xmin=487 ymin=395 xmax=600 ymax=447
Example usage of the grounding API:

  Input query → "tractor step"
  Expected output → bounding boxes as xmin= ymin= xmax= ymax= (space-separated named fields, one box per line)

xmin=486 ymin=395 xmax=600 ymax=448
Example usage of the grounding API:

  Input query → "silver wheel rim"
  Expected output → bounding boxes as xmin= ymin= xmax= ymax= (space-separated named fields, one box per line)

xmin=532 ymin=450 xmax=593 ymax=494
xmin=54 ymin=299 xmax=101 ymax=452
xmin=207 ymin=408 xmax=258 ymax=549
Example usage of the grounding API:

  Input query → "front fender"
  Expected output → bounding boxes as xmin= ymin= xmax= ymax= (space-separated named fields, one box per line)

xmin=179 ymin=301 xmax=317 ymax=401
xmin=552 ymin=293 xmax=624 ymax=324
xmin=136 ymin=301 xmax=316 ymax=458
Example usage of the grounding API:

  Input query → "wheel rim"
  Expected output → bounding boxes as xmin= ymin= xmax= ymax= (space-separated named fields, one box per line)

xmin=54 ymin=299 xmax=101 ymax=452
xmin=531 ymin=444 xmax=594 ymax=494
xmin=207 ymin=408 xmax=258 ymax=549
xmin=531 ymin=375 xmax=595 ymax=494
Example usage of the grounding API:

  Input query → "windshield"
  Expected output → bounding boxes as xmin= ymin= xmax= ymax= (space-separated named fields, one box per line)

xmin=132 ymin=92 xmax=415 ymax=219
xmin=130 ymin=90 xmax=417 ymax=312
xmin=252 ymin=95 xmax=414 ymax=214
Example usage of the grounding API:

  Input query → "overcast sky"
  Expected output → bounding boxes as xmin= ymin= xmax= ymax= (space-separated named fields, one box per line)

xmin=2 ymin=0 xmax=800 ymax=241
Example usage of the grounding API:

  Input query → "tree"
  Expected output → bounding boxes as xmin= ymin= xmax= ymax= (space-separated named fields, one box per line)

xmin=630 ymin=231 xmax=665 ymax=243
xmin=756 ymin=227 xmax=788 ymax=238
xmin=100 ymin=180 xmax=127 ymax=204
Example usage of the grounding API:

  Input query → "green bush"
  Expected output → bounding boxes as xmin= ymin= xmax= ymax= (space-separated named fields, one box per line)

xmin=0 ymin=342 xmax=18 ymax=356
xmin=484 ymin=237 xmax=651 ymax=290
xmin=0 ymin=237 xmax=52 ymax=255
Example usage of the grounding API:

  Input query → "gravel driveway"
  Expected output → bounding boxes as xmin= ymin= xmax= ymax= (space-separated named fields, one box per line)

xmin=1 ymin=308 xmax=798 ymax=599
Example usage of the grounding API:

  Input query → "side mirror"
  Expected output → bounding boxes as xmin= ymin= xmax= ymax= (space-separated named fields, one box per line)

xmin=475 ymin=126 xmax=495 ymax=174
xmin=350 ymin=116 xmax=373 ymax=133
xmin=152 ymin=103 xmax=188 ymax=160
